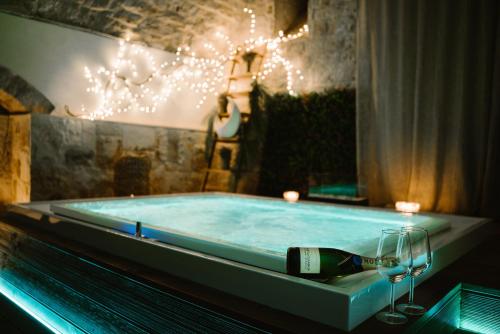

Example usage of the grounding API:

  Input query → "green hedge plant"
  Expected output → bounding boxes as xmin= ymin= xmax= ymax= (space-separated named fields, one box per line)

xmin=254 ymin=87 xmax=356 ymax=197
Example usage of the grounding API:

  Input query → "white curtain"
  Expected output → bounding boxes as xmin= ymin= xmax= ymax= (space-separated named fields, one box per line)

xmin=357 ymin=0 xmax=500 ymax=217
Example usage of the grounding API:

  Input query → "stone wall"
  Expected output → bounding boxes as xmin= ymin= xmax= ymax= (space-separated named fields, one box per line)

xmin=306 ymin=0 xmax=357 ymax=90
xmin=285 ymin=0 xmax=357 ymax=91
xmin=31 ymin=114 xmax=208 ymax=200
xmin=31 ymin=114 xmax=259 ymax=200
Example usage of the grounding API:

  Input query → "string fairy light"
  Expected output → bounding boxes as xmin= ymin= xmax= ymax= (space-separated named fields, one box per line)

xmin=82 ymin=9 xmax=308 ymax=120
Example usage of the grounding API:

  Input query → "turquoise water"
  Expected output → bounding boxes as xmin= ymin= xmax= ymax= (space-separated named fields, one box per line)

xmin=309 ymin=183 xmax=358 ymax=197
xmin=62 ymin=195 xmax=444 ymax=257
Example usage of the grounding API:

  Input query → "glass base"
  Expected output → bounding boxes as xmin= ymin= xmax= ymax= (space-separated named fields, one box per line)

xmin=397 ymin=303 xmax=427 ymax=316
xmin=376 ymin=311 xmax=408 ymax=325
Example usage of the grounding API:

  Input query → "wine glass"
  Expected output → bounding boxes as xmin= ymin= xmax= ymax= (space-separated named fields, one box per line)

xmin=376 ymin=229 xmax=412 ymax=325
xmin=397 ymin=226 xmax=431 ymax=316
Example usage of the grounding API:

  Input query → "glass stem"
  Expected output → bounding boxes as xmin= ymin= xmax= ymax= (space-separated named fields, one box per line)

xmin=409 ymin=276 xmax=415 ymax=304
xmin=390 ymin=283 xmax=395 ymax=313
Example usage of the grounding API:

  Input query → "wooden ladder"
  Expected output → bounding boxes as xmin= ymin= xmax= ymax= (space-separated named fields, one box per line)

xmin=201 ymin=45 xmax=266 ymax=192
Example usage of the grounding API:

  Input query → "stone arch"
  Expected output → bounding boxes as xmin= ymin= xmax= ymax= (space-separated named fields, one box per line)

xmin=0 ymin=65 xmax=54 ymax=114
xmin=0 ymin=65 xmax=54 ymax=209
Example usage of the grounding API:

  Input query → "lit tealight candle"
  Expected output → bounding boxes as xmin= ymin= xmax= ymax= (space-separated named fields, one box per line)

xmin=395 ymin=201 xmax=421 ymax=214
xmin=283 ymin=191 xmax=300 ymax=203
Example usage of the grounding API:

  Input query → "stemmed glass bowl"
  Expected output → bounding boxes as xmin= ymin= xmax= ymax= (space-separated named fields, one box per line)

xmin=397 ymin=226 xmax=432 ymax=316
xmin=376 ymin=229 xmax=413 ymax=325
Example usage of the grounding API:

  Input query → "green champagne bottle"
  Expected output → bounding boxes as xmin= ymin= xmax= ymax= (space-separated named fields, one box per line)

xmin=286 ymin=247 xmax=377 ymax=279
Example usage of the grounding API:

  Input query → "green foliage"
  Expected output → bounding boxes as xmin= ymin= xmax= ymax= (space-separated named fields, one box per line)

xmin=255 ymin=88 xmax=356 ymax=197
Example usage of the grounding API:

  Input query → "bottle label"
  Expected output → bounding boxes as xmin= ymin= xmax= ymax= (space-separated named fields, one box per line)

xmin=299 ymin=248 xmax=321 ymax=273
xmin=361 ymin=256 xmax=377 ymax=269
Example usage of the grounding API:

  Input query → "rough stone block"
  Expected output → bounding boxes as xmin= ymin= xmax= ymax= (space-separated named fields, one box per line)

xmin=96 ymin=121 xmax=123 ymax=137
xmin=188 ymin=172 xmax=205 ymax=191
xmin=154 ymin=127 xmax=168 ymax=162
xmin=80 ymin=118 xmax=97 ymax=148
xmin=191 ymin=145 xmax=207 ymax=172
xmin=96 ymin=135 xmax=122 ymax=165
xmin=31 ymin=115 xmax=109 ymax=201
xmin=0 ymin=114 xmax=31 ymax=206
xmin=65 ymin=145 xmax=95 ymax=166
xmin=167 ymin=130 xmax=180 ymax=163
xmin=122 ymin=123 xmax=156 ymax=150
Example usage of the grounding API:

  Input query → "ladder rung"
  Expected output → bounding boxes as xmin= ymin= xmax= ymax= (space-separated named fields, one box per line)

xmin=216 ymin=136 xmax=240 ymax=143
xmin=218 ymin=111 xmax=251 ymax=119
xmin=217 ymin=110 xmax=249 ymax=115
xmin=228 ymin=73 xmax=256 ymax=80
xmin=204 ymin=168 xmax=234 ymax=173
xmin=218 ymin=112 xmax=230 ymax=118
xmin=227 ymin=91 xmax=252 ymax=97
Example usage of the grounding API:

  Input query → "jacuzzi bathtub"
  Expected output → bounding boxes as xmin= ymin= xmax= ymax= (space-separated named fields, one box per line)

xmin=50 ymin=193 xmax=449 ymax=273
xmin=9 ymin=193 xmax=490 ymax=331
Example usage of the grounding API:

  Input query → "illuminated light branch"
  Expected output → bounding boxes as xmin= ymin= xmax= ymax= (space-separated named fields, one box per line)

xmin=82 ymin=9 xmax=308 ymax=120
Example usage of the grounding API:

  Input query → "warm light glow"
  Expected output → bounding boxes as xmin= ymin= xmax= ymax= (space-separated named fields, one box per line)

xmin=395 ymin=201 xmax=421 ymax=214
xmin=283 ymin=191 xmax=300 ymax=203
xmin=82 ymin=8 xmax=308 ymax=120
